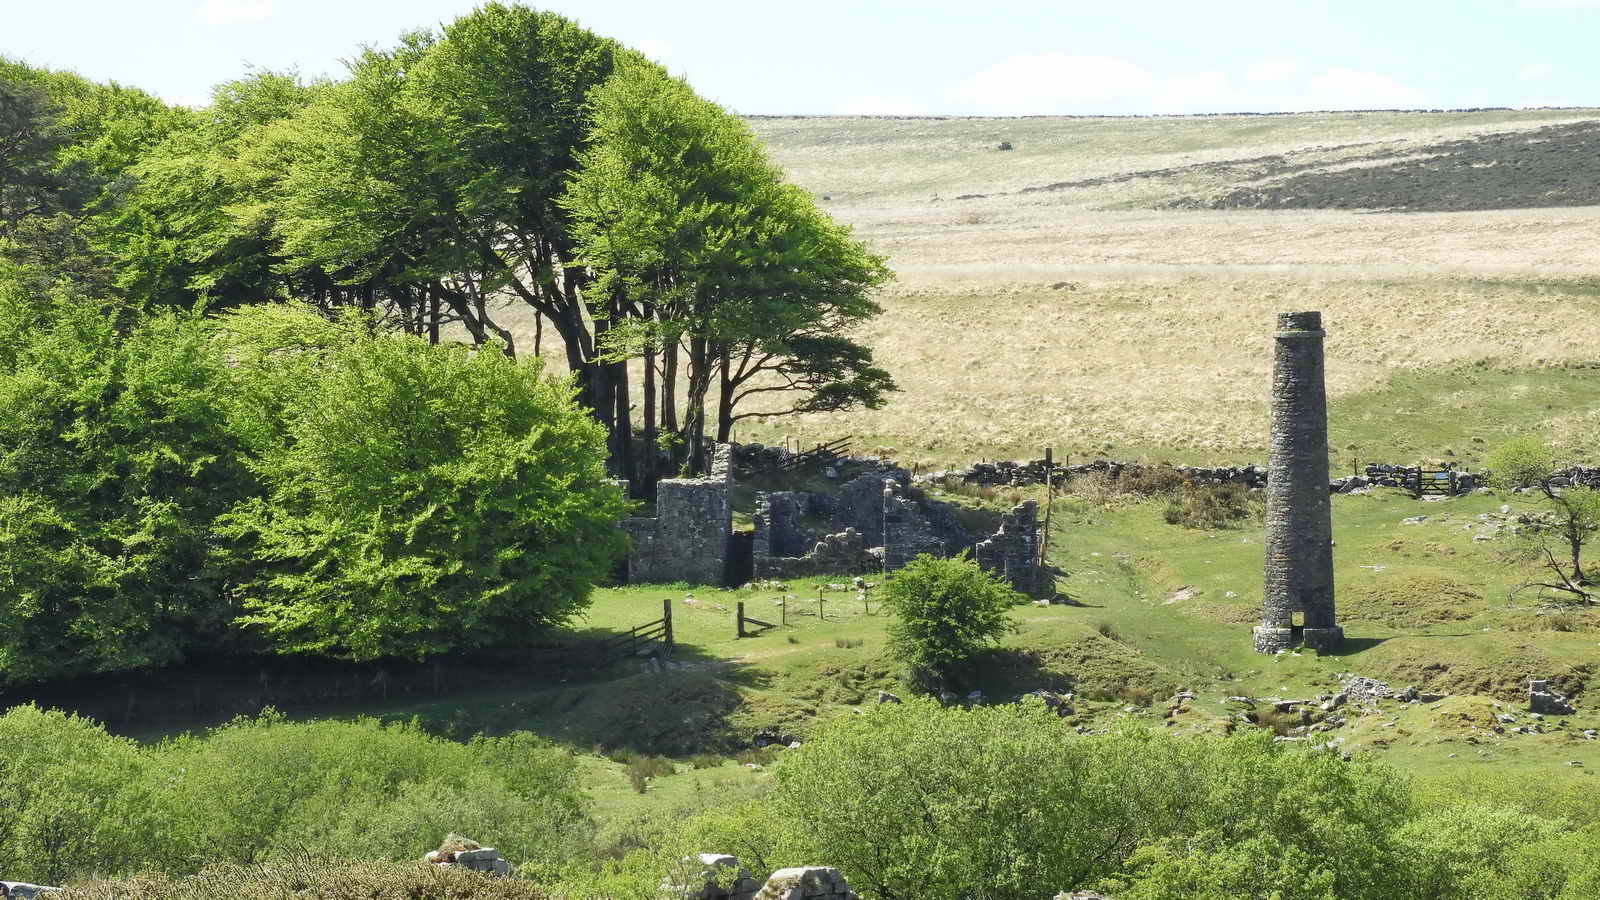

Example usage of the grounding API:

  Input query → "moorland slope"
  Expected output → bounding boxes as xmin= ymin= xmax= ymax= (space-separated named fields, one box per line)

xmin=726 ymin=110 xmax=1600 ymax=465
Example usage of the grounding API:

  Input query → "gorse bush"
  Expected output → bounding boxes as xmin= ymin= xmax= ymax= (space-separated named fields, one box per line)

xmin=1162 ymin=482 xmax=1261 ymax=529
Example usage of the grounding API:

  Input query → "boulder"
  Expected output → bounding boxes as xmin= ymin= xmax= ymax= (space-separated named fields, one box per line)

xmin=754 ymin=866 xmax=857 ymax=900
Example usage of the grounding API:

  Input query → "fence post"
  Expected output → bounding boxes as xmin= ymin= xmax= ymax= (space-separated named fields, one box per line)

xmin=737 ymin=601 xmax=746 ymax=639
xmin=1040 ymin=446 xmax=1054 ymax=566
xmin=662 ymin=597 xmax=674 ymax=648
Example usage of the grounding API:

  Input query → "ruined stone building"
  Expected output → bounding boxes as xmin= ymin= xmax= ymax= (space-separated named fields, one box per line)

xmin=618 ymin=447 xmax=1050 ymax=595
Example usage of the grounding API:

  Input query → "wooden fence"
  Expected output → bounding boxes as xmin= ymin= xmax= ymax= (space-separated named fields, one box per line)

xmin=736 ymin=601 xmax=776 ymax=638
xmin=596 ymin=598 xmax=674 ymax=666
xmin=779 ymin=435 xmax=853 ymax=471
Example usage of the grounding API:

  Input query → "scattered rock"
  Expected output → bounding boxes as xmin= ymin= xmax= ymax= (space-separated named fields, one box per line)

xmin=875 ymin=690 xmax=902 ymax=705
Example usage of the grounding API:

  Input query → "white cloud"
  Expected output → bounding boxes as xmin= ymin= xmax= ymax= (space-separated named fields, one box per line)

xmin=1519 ymin=62 xmax=1555 ymax=81
xmin=194 ymin=0 xmax=275 ymax=25
xmin=952 ymin=53 xmax=1157 ymax=111
xmin=1246 ymin=58 xmax=1301 ymax=83
xmin=634 ymin=38 xmax=672 ymax=61
xmin=1306 ymin=68 xmax=1425 ymax=109
xmin=836 ymin=95 xmax=926 ymax=116
xmin=1518 ymin=0 xmax=1600 ymax=7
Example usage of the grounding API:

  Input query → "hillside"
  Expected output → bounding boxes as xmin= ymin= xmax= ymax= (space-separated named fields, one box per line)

xmin=721 ymin=110 xmax=1600 ymax=465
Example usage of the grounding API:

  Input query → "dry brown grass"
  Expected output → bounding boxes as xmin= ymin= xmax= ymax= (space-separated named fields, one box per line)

xmin=487 ymin=110 xmax=1600 ymax=464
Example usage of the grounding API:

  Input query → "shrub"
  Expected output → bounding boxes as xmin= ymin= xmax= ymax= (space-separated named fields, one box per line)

xmin=57 ymin=857 xmax=554 ymax=899
xmin=734 ymin=701 xmax=1412 ymax=900
xmin=881 ymin=554 xmax=1020 ymax=693
xmin=211 ymin=305 xmax=631 ymax=660
xmin=0 ymin=287 xmax=250 ymax=685
xmin=626 ymin=755 xmax=674 ymax=793
xmin=0 ymin=705 xmax=145 ymax=884
xmin=1163 ymin=483 xmax=1260 ymax=529
xmin=135 ymin=712 xmax=587 ymax=874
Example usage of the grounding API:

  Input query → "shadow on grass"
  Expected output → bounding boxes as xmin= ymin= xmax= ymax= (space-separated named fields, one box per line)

xmin=965 ymin=647 xmax=1077 ymax=700
xmin=0 ymin=623 xmax=768 ymax=755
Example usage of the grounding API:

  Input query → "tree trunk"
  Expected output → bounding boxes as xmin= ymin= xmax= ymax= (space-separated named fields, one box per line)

xmin=614 ymin=356 xmax=635 ymax=491
xmin=685 ymin=334 xmax=711 ymax=475
xmin=716 ymin=343 xmax=735 ymax=443
xmin=427 ymin=289 xmax=440 ymax=345
xmin=661 ymin=339 xmax=679 ymax=437
xmin=642 ymin=344 xmax=657 ymax=492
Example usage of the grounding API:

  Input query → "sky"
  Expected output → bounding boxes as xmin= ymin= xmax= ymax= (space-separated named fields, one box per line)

xmin=3 ymin=0 xmax=1598 ymax=115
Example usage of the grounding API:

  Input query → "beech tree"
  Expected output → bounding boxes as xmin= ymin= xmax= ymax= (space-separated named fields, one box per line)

xmin=562 ymin=62 xmax=893 ymax=474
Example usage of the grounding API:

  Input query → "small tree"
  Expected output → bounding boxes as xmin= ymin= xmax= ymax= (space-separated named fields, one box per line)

xmin=881 ymin=554 xmax=1020 ymax=693
xmin=1487 ymin=436 xmax=1600 ymax=605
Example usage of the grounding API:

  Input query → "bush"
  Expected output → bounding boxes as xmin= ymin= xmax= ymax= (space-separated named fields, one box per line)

xmin=136 ymin=712 xmax=587 ymax=875
xmin=211 ymin=305 xmax=631 ymax=660
xmin=58 ymin=857 xmax=555 ymax=899
xmin=881 ymin=554 xmax=1020 ymax=693
xmin=626 ymin=755 xmax=674 ymax=793
xmin=1162 ymin=483 xmax=1260 ymax=529
xmin=721 ymin=701 xmax=1413 ymax=900
xmin=0 ymin=706 xmax=145 ymax=884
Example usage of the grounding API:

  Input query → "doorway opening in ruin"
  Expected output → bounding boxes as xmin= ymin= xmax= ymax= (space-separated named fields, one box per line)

xmin=1291 ymin=611 xmax=1305 ymax=643
xmin=725 ymin=531 xmax=754 ymax=587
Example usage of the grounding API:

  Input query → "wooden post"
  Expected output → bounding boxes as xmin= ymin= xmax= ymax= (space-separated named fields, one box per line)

xmin=737 ymin=601 xmax=746 ymax=638
xmin=1040 ymin=446 xmax=1054 ymax=566
xmin=662 ymin=597 xmax=674 ymax=648
xmin=817 ymin=584 xmax=825 ymax=620
xmin=781 ymin=596 xmax=786 ymax=626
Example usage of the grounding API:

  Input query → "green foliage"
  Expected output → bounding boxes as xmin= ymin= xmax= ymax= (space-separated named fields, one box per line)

xmin=562 ymin=61 xmax=894 ymax=442
xmin=698 ymin=701 xmax=1413 ymax=900
xmin=0 ymin=285 xmax=249 ymax=684
xmin=880 ymin=554 xmax=1020 ymax=692
xmin=1488 ymin=435 xmax=1600 ymax=597
xmin=141 ymin=713 xmax=588 ymax=875
xmin=1487 ymin=434 xmax=1556 ymax=490
xmin=212 ymin=304 xmax=630 ymax=660
xmin=0 ymin=706 xmax=145 ymax=885
xmin=0 ymin=705 xmax=587 ymax=883
xmin=60 ymin=857 xmax=556 ymax=900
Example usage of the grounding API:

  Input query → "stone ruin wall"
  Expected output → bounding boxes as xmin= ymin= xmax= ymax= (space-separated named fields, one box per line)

xmin=973 ymin=499 xmax=1045 ymax=596
xmin=752 ymin=471 xmax=1048 ymax=595
xmin=619 ymin=446 xmax=1048 ymax=593
xmin=620 ymin=445 xmax=733 ymax=585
